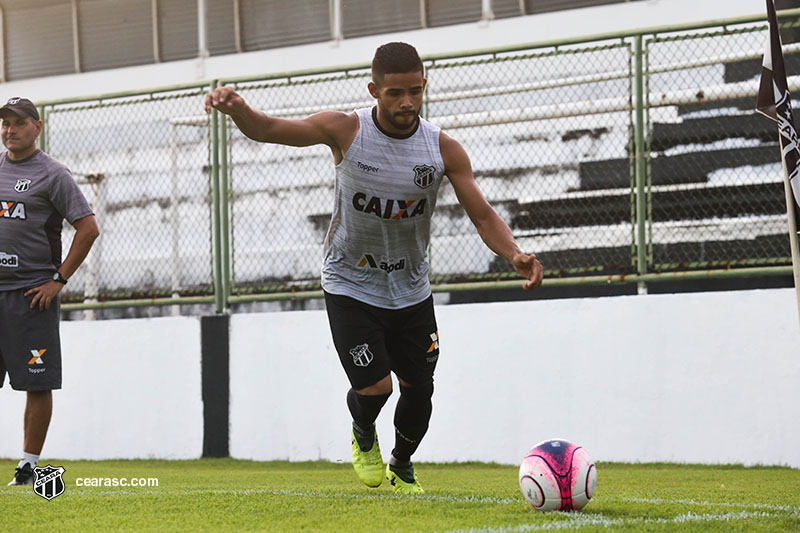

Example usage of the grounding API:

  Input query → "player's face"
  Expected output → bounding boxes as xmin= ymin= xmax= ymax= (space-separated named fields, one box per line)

xmin=1 ymin=114 xmax=41 ymax=160
xmin=369 ymin=71 xmax=426 ymax=134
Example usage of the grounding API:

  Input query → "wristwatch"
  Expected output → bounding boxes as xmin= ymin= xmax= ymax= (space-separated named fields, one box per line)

xmin=52 ymin=271 xmax=67 ymax=285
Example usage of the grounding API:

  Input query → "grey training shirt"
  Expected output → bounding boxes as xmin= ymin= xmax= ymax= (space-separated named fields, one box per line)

xmin=321 ymin=107 xmax=445 ymax=309
xmin=0 ymin=149 xmax=93 ymax=290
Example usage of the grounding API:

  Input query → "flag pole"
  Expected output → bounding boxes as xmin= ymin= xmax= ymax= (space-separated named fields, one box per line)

xmin=759 ymin=0 xmax=800 ymax=326
xmin=780 ymin=152 xmax=800 ymax=326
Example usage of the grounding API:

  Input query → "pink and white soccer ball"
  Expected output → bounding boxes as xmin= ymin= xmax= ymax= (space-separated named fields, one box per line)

xmin=518 ymin=439 xmax=597 ymax=512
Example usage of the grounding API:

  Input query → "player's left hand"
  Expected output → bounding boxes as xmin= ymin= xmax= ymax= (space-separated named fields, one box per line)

xmin=25 ymin=281 xmax=64 ymax=311
xmin=512 ymin=253 xmax=544 ymax=291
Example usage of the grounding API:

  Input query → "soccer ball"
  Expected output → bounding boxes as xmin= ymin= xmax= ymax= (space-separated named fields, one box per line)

xmin=518 ymin=439 xmax=597 ymax=512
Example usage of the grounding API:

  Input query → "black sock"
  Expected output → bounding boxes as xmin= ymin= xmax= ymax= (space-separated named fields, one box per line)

xmin=392 ymin=382 xmax=434 ymax=464
xmin=388 ymin=455 xmax=416 ymax=484
xmin=347 ymin=388 xmax=390 ymax=451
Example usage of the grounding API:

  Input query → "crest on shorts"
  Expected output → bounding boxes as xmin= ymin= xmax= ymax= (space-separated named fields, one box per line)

xmin=413 ymin=165 xmax=435 ymax=189
xmin=350 ymin=343 xmax=374 ymax=367
xmin=33 ymin=464 xmax=66 ymax=500
xmin=14 ymin=179 xmax=31 ymax=193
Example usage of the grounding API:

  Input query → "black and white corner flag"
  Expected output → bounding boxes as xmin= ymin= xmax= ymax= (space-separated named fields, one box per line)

xmin=757 ymin=0 xmax=800 ymax=210
xmin=759 ymin=0 xmax=800 ymax=325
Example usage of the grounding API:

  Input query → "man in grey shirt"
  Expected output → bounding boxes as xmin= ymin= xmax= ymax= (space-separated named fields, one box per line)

xmin=0 ymin=97 xmax=99 ymax=486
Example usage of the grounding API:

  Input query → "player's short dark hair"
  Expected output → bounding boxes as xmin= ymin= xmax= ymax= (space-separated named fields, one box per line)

xmin=372 ymin=42 xmax=424 ymax=80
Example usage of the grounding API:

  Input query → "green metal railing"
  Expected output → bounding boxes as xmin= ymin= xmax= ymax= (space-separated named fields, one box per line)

xmin=37 ymin=8 xmax=799 ymax=313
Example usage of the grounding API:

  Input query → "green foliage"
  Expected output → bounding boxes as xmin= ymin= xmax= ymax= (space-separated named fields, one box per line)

xmin=1 ymin=459 xmax=798 ymax=532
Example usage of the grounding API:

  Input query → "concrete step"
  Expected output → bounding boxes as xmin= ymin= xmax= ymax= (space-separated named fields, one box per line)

xmin=578 ymin=144 xmax=779 ymax=190
xmin=650 ymin=114 xmax=776 ymax=152
xmin=511 ymin=180 xmax=785 ymax=230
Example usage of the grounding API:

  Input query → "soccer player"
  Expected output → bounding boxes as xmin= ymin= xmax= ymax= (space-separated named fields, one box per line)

xmin=205 ymin=42 xmax=543 ymax=493
xmin=0 ymin=97 xmax=99 ymax=486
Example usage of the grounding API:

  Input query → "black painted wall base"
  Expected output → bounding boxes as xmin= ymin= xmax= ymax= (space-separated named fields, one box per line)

xmin=201 ymin=315 xmax=230 ymax=458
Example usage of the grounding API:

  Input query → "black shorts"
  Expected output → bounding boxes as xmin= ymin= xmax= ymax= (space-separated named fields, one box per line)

xmin=324 ymin=291 xmax=440 ymax=390
xmin=0 ymin=288 xmax=62 ymax=391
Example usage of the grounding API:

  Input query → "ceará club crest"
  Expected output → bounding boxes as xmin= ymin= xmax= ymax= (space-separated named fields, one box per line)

xmin=14 ymin=178 xmax=31 ymax=193
xmin=413 ymin=164 xmax=435 ymax=189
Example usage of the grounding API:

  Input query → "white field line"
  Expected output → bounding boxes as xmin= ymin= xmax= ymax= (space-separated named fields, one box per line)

xmin=621 ymin=496 xmax=800 ymax=514
xmin=3 ymin=488 xmax=798 ymax=531
xmin=2 ymin=487 xmax=799 ymax=516
xmin=0 ymin=486 xmax=516 ymax=504
xmin=447 ymin=511 xmax=782 ymax=533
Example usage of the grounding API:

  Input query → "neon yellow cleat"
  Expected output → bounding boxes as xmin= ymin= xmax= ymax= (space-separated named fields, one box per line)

xmin=385 ymin=463 xmax=424 ymax=494
xmin=351 ymin=428 xmax=383 ymax=488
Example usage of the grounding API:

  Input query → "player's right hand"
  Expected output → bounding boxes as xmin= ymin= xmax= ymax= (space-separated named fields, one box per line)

xmin=205 ymin=86 xmax=246 ymax=116
xmin=512 ymin=252 xmax=544 ymax=291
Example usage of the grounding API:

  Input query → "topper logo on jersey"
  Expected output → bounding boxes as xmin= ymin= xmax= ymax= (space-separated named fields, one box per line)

xmin=357 ymin=161 xmax=380 ymax=173
xmin=14 ymin=179 xmax=31 ymax=193
xmin=0 ymin=200 xmax=26 ymax=219
xmin=413 ymin=164 xmax=435 ymax=189
xmin=0 ymin=252 xmax=19 ymax=268
xmin=352 ymin=192 xmax=426 ymax=220
xmin=357 ymin=254 xmax=406 ymax=273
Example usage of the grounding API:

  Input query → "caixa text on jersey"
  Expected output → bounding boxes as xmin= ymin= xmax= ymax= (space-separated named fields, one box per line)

xmin=352 ymin=192 xmax=426 ymax=220
xmin=0 ymin=200 xmax=27 ymax=219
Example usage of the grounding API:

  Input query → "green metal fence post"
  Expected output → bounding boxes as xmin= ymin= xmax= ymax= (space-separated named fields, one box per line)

xmin=644 ymin=36 xmax=654 ymax=272
xmin=40 ymin=106 xmax=48 ymax=154
xmin=210 ymin=81 xmax=225 ymax=314
xmin=634 ymin=35 xmax=648 ymax=293
xmin=219 ymin=107 xmax=232 ymax=311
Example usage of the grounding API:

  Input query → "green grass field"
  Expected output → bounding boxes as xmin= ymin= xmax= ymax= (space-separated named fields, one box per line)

xmin=1 ymin=459 xmax=798 ymax=532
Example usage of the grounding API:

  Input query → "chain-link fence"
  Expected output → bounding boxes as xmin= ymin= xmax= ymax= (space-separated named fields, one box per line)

xmin=426 ymin=43 xmax=636 ymax=281
xmin=41 ymin=11 xmax=798 ymax=310
xmin=223 ymin=43 xmax=637 ymax=298
xmin=43 ymin=86 xmax=215 ymax=304
xmin=225 ymin=72 xmax=374 ymax=295
xmin=644 ymin=20 xmax=799 ymax=272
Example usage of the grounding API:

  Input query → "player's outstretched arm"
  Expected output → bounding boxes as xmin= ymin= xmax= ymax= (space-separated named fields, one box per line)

xmin=204 ymin=86 xmax=357 ymax=155
xmin=441 ymin=132 xmax=543 ymax=291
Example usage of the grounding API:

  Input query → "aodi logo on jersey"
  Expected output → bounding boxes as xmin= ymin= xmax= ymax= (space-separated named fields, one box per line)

xmin=357 ymin=254 xmax=406 ymax=273
xmin=352 ymin=192 xmax=426 ymax=219
xmin=0 ymin=200 xmax=26 ymax=219
xmin=413 ymin=164 xmax=435 ymax=189
xmin=14 ymin=179 xmax=31 ymax=193
xmin=0 ymin=252 xmax=18 ymax=268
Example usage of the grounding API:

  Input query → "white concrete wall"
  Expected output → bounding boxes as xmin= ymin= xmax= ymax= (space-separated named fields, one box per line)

xmin=3 ymin=289 xmax=797 ymax=466
xmin=0 ymin=316 xmax=203 ymax=460
xmin=230 ymin=288 xmax=800 ymax=468
xmin=1 ymin=0 xmax=763 ymax=102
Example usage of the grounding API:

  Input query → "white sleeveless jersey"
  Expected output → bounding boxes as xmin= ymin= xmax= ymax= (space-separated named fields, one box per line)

xmin=321 ymin=107 xmax=445 ymax=309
